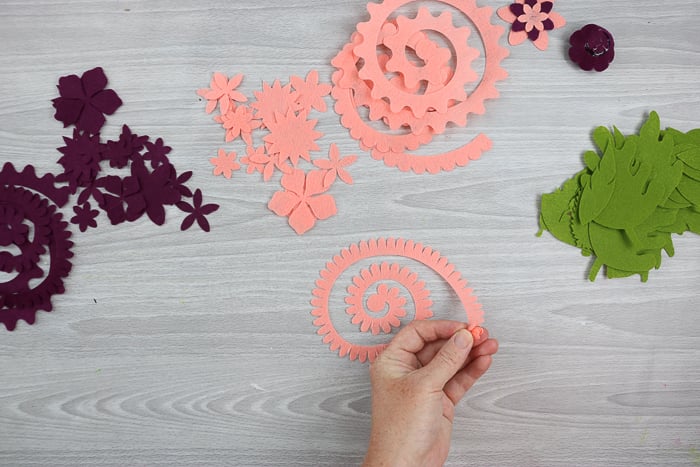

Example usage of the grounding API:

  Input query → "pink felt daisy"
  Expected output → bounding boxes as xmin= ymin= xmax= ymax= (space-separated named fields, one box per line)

xmin=290 ymin=70 xmax=332 ymax=113
xmin=251 ymin=79 xmax=299 ymax=128
xmin=214 ymin=104 xmax=260 ymax=145
xmin=210 ymin=149 xmax=241 ymax=179
xmin=497 ymin=0 xmax=566 ymax=51
xmin=313 ymin=143 xmax=357 ymax=188
xmin=197 ymin=72 xmax=247 ymax=114
xmin=263 ymin=110 xmax=322 ymax=167
xmin=241 ymin=145 xmax=291 ymax=182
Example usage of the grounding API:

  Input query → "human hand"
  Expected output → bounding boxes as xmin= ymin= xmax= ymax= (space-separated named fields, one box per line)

xmin=362 ymin=320 xmax=498 ymax=467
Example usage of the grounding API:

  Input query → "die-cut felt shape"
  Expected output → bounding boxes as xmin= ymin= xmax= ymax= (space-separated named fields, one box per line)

xmin=568 ymin=24 xmax=615 ymax=72
xmin=331 ymin=0 xmax=508 ymax=174
xmin=52 ymin=67 xmax=122 ymax=135
xmin=312 ymin=143 xmax=357 ymax=188
xmin=497 ymin=0 xmax=566 ymax=51
xmin=268 ymin=169 xmax=337 ymax=235
xmin=210 ymin=149 xmax=241 ymax=179
xmin=538 ymin=111 xmax=700 ymax=281
xmin=311 ymin=238 xmax=484 ymax=362
xmin=177 ymin=189 xmax=220 ymax=232
xmin=197 ymin=72 xmax=247 ymax=114
xmin=291 ymin=70 xmax=332 ymax=113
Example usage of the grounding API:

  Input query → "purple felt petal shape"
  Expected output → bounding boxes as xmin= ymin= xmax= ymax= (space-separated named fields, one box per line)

xmin=177 ymin=189 xmax=219 ymax=232
xmin=569 ymin=24 xmax=615 ymax=72
xmin=509 ymin=3 xmax=525 ymax=15
xmin=540 ymin=1 xmax=553 ymax=13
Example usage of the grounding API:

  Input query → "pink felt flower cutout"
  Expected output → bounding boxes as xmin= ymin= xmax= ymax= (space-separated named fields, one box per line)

xmin=497 ymin=0 xmax=565 ymax=51
xmin=263 ymin=110 xmax=322 ymax=167
xmin=291 ymin=70 xmax=332 ymax=113
xmin=241 ymin=145 xmax=291 ymax=182
xmin=313 ymin=143 xmax=357 ymax=188
xmin=197 ymin=72 xmax=247 ymax=114
xmin=251 ymin=79 xmax=299 ymax=128
xmin=268 ymin=169 xmax=337 ymax=235
xmin=210 ymin=149 xmax=240 ymax=179
xmin=214 ymin=104 xmax=260 ymax=145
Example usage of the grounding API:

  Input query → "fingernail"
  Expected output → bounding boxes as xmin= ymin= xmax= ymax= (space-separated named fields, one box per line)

xmin=454 ymin=330 xmax=471 ymax=349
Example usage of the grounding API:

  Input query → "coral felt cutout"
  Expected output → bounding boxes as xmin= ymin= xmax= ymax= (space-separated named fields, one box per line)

xmin=1 ymin=68 xmax=217 ymax=331
xmin=268 ymin=169 xmax=337 ymax=235
xmin=198 ymin=72 xmax=353 ymax=235
xmin=331 ymin=0 xmax=508 ymax=173
xmin=197 ymin=72 xmax=247 ymax=114
xmin=538 ymin=111 xmax=700 ymax=282
xmin=311 ymin=238 xmax=484 ymax=362
xmin=497 ymin=0 xmax=566 ymax=51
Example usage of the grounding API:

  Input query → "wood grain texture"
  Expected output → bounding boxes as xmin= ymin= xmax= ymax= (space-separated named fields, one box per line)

xmin=1 ymin=1 xmax=699 ymax=465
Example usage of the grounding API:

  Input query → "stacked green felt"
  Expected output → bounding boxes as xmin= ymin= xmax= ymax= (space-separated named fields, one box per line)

xmin=538 ymin=111 xmax=700 ymax=281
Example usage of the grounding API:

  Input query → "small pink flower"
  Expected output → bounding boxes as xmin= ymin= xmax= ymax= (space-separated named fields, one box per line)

xmin=268 ymin=169 xmax=337 ymax=235
xmin=290 ymin=70 xmax=332 ymax=113
xmin=313 ymin=143 xmax=357 ymax=187
xmin=210 ymin=149 xmax=240 ymax=179
xmin=241 ymin=145 xmax=291 ymax=182
xmin=497 ymin=0 xmax=566 ymax=51
xmin=214 ymin=104 xmax=260 ymax=145
xmin=197 ymin=72 xmax=247 ymax=114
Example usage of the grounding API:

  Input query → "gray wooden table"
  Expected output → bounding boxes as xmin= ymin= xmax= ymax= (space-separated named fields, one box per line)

xmin=1 ymin=1 xmax=699 ymax=465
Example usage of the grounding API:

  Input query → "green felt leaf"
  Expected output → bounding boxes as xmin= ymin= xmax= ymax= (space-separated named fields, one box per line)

xmin=639 ymin=111 xmax=661 ymax=144
xmin=606 ymin=266 xmax=647 ymax=281
xmin=592 ymin=126 xmax=614 ymax=154
xmin=588 ymin=222 xmax=663 ymax=281
xmin=676 ymin=145 xmax=700 ymax=170
xmin=612 ymin=126 xmax=625 ymax=149
xmin=578 ymin=144 xmax=617 ymax=224
xmin=584 ymin=150 xmax=601 ymax=172
xmin=682 ymin=164 xmax=700 ymax=182
xmin=538 ymin=173 xmax=582 ymax=246
xmin=677 ymin=175 xmax=700 ymax=206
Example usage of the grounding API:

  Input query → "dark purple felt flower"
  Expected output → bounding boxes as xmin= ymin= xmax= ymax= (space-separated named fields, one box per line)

xmin=123 ymin=158 xmax=181 ymax=225
xmin=177 ymin=189 xmax=219 ymax=232
xmin=52 ymin=67 xmax=122 ymax=135
xmin=103 ymin=125 xmax=149 ymax=169
xmin=56 ymin=129 xmax=103 ymax=192
xmin=71 ymin=202 xmax=99 ymax=232
xmin=143 ymin=137 xmax=172 ymax=168
xmin=569 ymin=24 xmax=615 ymax=72
xmin=98 ymin=175 xmax=129 ymax=225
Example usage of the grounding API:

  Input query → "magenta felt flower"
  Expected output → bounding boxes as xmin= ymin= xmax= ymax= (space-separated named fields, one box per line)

xmin=497 ymin=0 xmax=566 ymax=51
xmin=52 ymin=67 xmax=122 ymax=135
xmin=177 ymin=189 xmax=219 ymax=232
xmin=569 ymin=24 xmax=615 ymax=72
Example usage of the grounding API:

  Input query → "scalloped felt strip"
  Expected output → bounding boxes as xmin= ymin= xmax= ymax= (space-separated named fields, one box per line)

xmin=311 ymin=238 xmax=484 ymax=362
xmin=538 ymin=111 xmax=700 ymax=282
xmin=331 ymin=0 xmax=508 ymax=174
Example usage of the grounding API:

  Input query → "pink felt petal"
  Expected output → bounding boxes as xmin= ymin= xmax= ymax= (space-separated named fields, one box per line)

xmin=268 ymin=191 xmax=300 ymax=217
xmin=288 ymin=202 xmax=316 ymax=235
xmin=497 ymin=5 xmax=517 ymax=23
xmin=548 ymin=11 xmax=566 ymax=28
xmin=305 ymin=169 xmax=329 ymax=196
xmin=213 ymin=72 xmax=228 ymax=90
xmin=533 ymin=31 xmax=550 ymax=51
xmin=280 ymin=169 xmax=306 ymax=196
xmin=509 ymin=29 xmax=529 ymax=46
xmin=323 ymin=170 xmax=337 ymax=188
xmin=307 ymin=194 xmax=337 ymax=220
xmin=337 ymin=168 xmax=354 ymax=185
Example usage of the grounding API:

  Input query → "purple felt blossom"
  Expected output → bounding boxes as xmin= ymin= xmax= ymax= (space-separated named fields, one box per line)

xmin=56 ymin=129 xmax=103 ymax=192
xmin=71 ymin=202 xmax=99 ymax=232
xmin=52 ymin=67 xmax=122 ymax=135
xmin=98 ymin=175 xmax=128 ymax=225
xmin=123 ymin=158 xmax=181 ymax=225
xmin=177 ymin=189 xmax=219 ymax=232
xmin=103 ymin=125 xmax=149 ymax=169
xmin=143 ymin=137 xmax=172 ymax=168
xmin=569 ymin=24 xmax=615 ymax=72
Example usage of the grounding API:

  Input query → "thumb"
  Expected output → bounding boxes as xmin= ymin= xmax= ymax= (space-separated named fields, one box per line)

xmin=420 ymin=329 xmax=474 ymax=389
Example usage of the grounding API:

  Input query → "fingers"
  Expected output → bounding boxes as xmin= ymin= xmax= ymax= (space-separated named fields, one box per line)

xmin=381 ymin=320 xmax=468 ymax=361
xmin=418 ymin=329 xmax=474 ymax=389
xmin=443 ymin=354 xmax=494 ymax=406
xmin=416 ymin=327 xmax=491 ymax=367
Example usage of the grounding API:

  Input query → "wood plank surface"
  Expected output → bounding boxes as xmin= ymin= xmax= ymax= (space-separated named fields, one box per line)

xmin=1 ymin=1 xmax=699 ymax=465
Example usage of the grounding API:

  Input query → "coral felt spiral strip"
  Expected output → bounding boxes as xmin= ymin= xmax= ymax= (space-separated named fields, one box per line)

xmin=311 ymin=238 xmax=484 ymax=362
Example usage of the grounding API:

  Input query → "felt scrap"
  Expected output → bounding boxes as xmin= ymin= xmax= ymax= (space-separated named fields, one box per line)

xmin=497 ymin=0 xmax=566 ymax=51
xmin=311 ymin=238 xmax=484 ymax=362
xmin=538 ymin=111 xmax=700 ymax=281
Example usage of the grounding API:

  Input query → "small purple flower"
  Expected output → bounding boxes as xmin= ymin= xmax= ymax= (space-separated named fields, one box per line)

xmin=71 ymin=202 xmax=99 ymax=232
xmin=143 ymin=137 xmax=172 ymax=168
xmin=569 ymin=24 xmax=615 ymax=72
xmin=56 ymin=129 xmax=103 ymax=192
xmin=177 ymin=189 xmax=219 ymax=232
xmin=52 ymin=67 xmax=122 ymax=135
xmin=123 ymin=158 xmax=181 ymax=225
xmin=103 ymin=125 xmax=149 ymax=169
